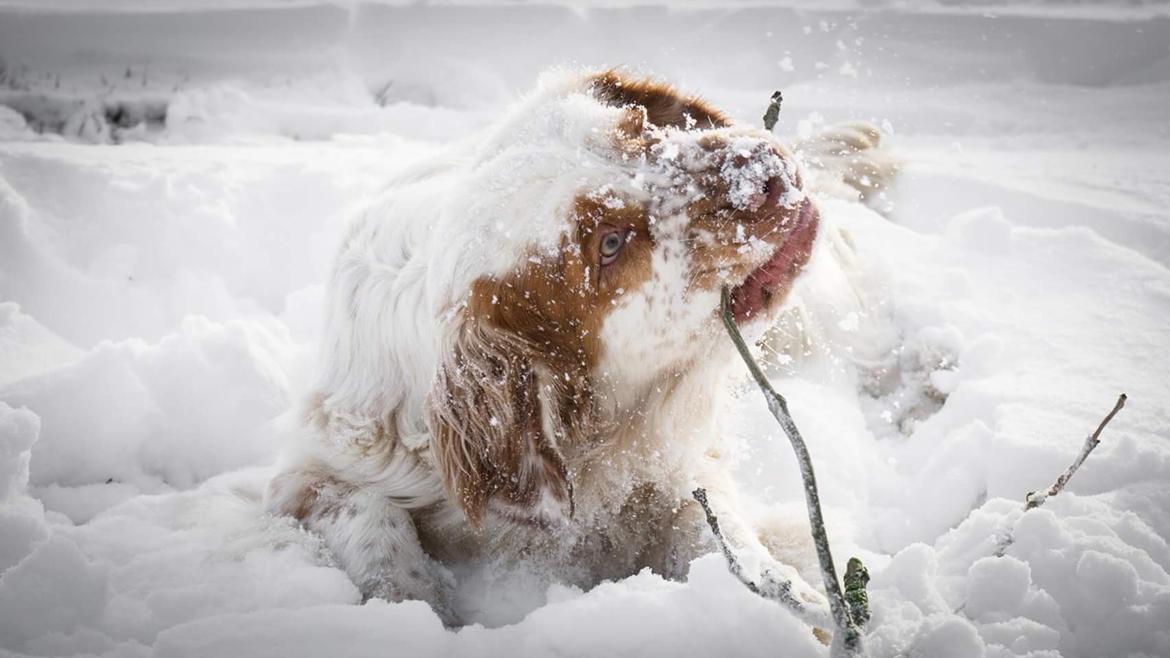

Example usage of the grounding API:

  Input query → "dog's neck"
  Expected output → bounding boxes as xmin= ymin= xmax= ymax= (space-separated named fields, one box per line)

xmin=563 ymin=346 xmax=739 ymax=518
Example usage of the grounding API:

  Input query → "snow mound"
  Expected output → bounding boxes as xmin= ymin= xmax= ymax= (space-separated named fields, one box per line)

xmin=0 ymin=302 xmax=82 ymax=388
xmin=1 ymin=316 xmax=296 ymax=495
xmin=868 ymin=496 xmax=1170 ymax=658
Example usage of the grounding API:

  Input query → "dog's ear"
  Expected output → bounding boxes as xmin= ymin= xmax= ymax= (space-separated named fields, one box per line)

xmin=590 ymin=69 xmax=728 ymax=130
xmin=428 ymin=316 xmax=573 ymax=527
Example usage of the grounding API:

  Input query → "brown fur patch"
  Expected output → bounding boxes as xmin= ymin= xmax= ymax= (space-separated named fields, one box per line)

xmin=429 ymin=322 xmax=573 ymax=525
xmin=469 ymin=193 xmax=656 ymax=370
xmin=589 ymin=69 xmax=729 ymax=131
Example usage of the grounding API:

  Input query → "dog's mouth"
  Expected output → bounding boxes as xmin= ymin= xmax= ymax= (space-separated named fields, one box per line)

xmin=727 ymin=198 xmax=820 ymax=324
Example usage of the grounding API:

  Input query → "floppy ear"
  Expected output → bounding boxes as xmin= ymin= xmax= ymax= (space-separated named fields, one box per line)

xmin=427 ymin=317 xmax=574 ymax=527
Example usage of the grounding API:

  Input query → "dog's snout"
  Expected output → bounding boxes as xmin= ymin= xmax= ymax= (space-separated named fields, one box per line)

xmin=740 ymin=171 xmax=795 ymax=214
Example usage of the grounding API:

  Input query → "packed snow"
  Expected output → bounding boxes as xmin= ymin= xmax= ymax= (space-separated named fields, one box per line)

xmin=1 ymin=2 xmax=1169 ymax=657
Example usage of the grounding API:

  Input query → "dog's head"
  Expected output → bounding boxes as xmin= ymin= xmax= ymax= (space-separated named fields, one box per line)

xmin=428 ymin=69 xmax=819 ymax=526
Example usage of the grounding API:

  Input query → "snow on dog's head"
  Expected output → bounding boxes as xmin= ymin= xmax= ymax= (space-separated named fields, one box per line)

xmin=320 ymin=69 xmax=818 ymax=527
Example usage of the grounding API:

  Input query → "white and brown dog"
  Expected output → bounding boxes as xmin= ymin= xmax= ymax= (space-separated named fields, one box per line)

xmin=265 ymin=69 xmax=890 ymax=626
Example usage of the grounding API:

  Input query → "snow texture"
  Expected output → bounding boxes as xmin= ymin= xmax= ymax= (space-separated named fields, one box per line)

xmin=2 ymin=2 xmax=1169 ymax=657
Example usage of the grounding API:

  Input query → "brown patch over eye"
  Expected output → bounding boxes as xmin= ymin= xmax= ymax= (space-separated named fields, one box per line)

xmin=461 ymin=194 xmax=653 ymax=377
xmin=574 ymin=196 xmax=653 ymax=293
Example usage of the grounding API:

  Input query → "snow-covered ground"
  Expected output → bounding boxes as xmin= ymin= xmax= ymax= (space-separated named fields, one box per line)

xmin=2 ymin=2 xmax=1169 ymax=657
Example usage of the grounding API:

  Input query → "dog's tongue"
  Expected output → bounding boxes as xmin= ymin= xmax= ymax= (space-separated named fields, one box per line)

xmin=728 ymin=201 xmax=819 ymax=323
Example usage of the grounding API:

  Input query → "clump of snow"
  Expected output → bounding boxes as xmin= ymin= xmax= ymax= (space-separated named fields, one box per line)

xmin=0 ymin=401 xmax=51 ymax=591
xmin=0 ymin=303 xmax=84 ymax=386
xmin=0 ymin=534 xmax=109 ymax=649
xmin=0 ymin=401 xmax=39 ymax=505
xmin=2 ymin=3 xmax=1170 ymax=657
xmin=0 ymin=104 xmax=34 ymax=141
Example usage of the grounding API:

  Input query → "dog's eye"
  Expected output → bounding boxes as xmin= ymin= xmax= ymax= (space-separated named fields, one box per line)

xmin=599 ymin=231 xmax=627 ymax=265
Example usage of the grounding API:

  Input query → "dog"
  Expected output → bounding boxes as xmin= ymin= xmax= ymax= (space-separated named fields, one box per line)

xmin=265 ymin=68 xmax=890 ymax=626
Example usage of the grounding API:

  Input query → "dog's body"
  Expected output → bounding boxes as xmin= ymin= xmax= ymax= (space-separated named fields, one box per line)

xmin=266 ymin=69 xmax=890 ymax=624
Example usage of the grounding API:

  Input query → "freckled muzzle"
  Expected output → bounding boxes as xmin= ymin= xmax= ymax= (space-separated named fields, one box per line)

xmin=702 ymin=135 xmax=819 ymax=323
xmin=635 ymin=126 xmax=819 ymax=323
xmin=716 ymin=140 xmax=803 ymax=213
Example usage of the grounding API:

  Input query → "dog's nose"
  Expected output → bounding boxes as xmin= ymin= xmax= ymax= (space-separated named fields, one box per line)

xmin=757 ymin=172 xmax=793 ymax=212
xmin=720 ymin=140 xmax=802 ymax=215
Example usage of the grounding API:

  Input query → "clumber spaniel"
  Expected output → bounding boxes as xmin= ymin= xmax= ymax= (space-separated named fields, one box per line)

xmin=266 ymin=69 xmax=887 ymax=625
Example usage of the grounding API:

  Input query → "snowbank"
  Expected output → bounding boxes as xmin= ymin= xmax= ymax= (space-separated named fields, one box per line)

xmin=2 ymin=2 xmax=1169 ymax=657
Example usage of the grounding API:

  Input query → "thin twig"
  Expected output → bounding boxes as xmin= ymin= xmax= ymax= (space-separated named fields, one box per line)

xmin=762 ymin=91 xmax=783 ymax=131
xmin=692 ymin=487 xmax=830 ymax=629
xmin=692 ymin=487 xmax=757 ymax=593
xmin=719 ymin=287 xmax=866 ymax=656
xmin=1025 ymin=393 xmax=1127 ymax=510
xmin=995 ymin=393 xmax=1128 ymax=556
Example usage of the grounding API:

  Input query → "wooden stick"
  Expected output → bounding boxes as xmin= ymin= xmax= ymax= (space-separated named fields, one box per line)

xmin=719 ymin=287 xmax=866 ymax=656
xmin=692 ymin=487 xmax=831 ymax=629
xmin=995 ymin=393 xmax=1128 ymax=556
xmin=1025 ymin=393 xmax=1127 ymax=510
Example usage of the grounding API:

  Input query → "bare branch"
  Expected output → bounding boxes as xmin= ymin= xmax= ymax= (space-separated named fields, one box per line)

xmin=1025 ymin=393 xmax=1127 ymax=511
xmin=995 ymin=393 xmax=1128 ymax=556
xmin=692 ymin=487 xmax=756 ymax=592
xmin=718 ymin=287 xmax=866 ymax=656
xmin=692 ymin=487 xmax=830 ymax=629
xmin=763 ymin=91 xmax=784 ymax=131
